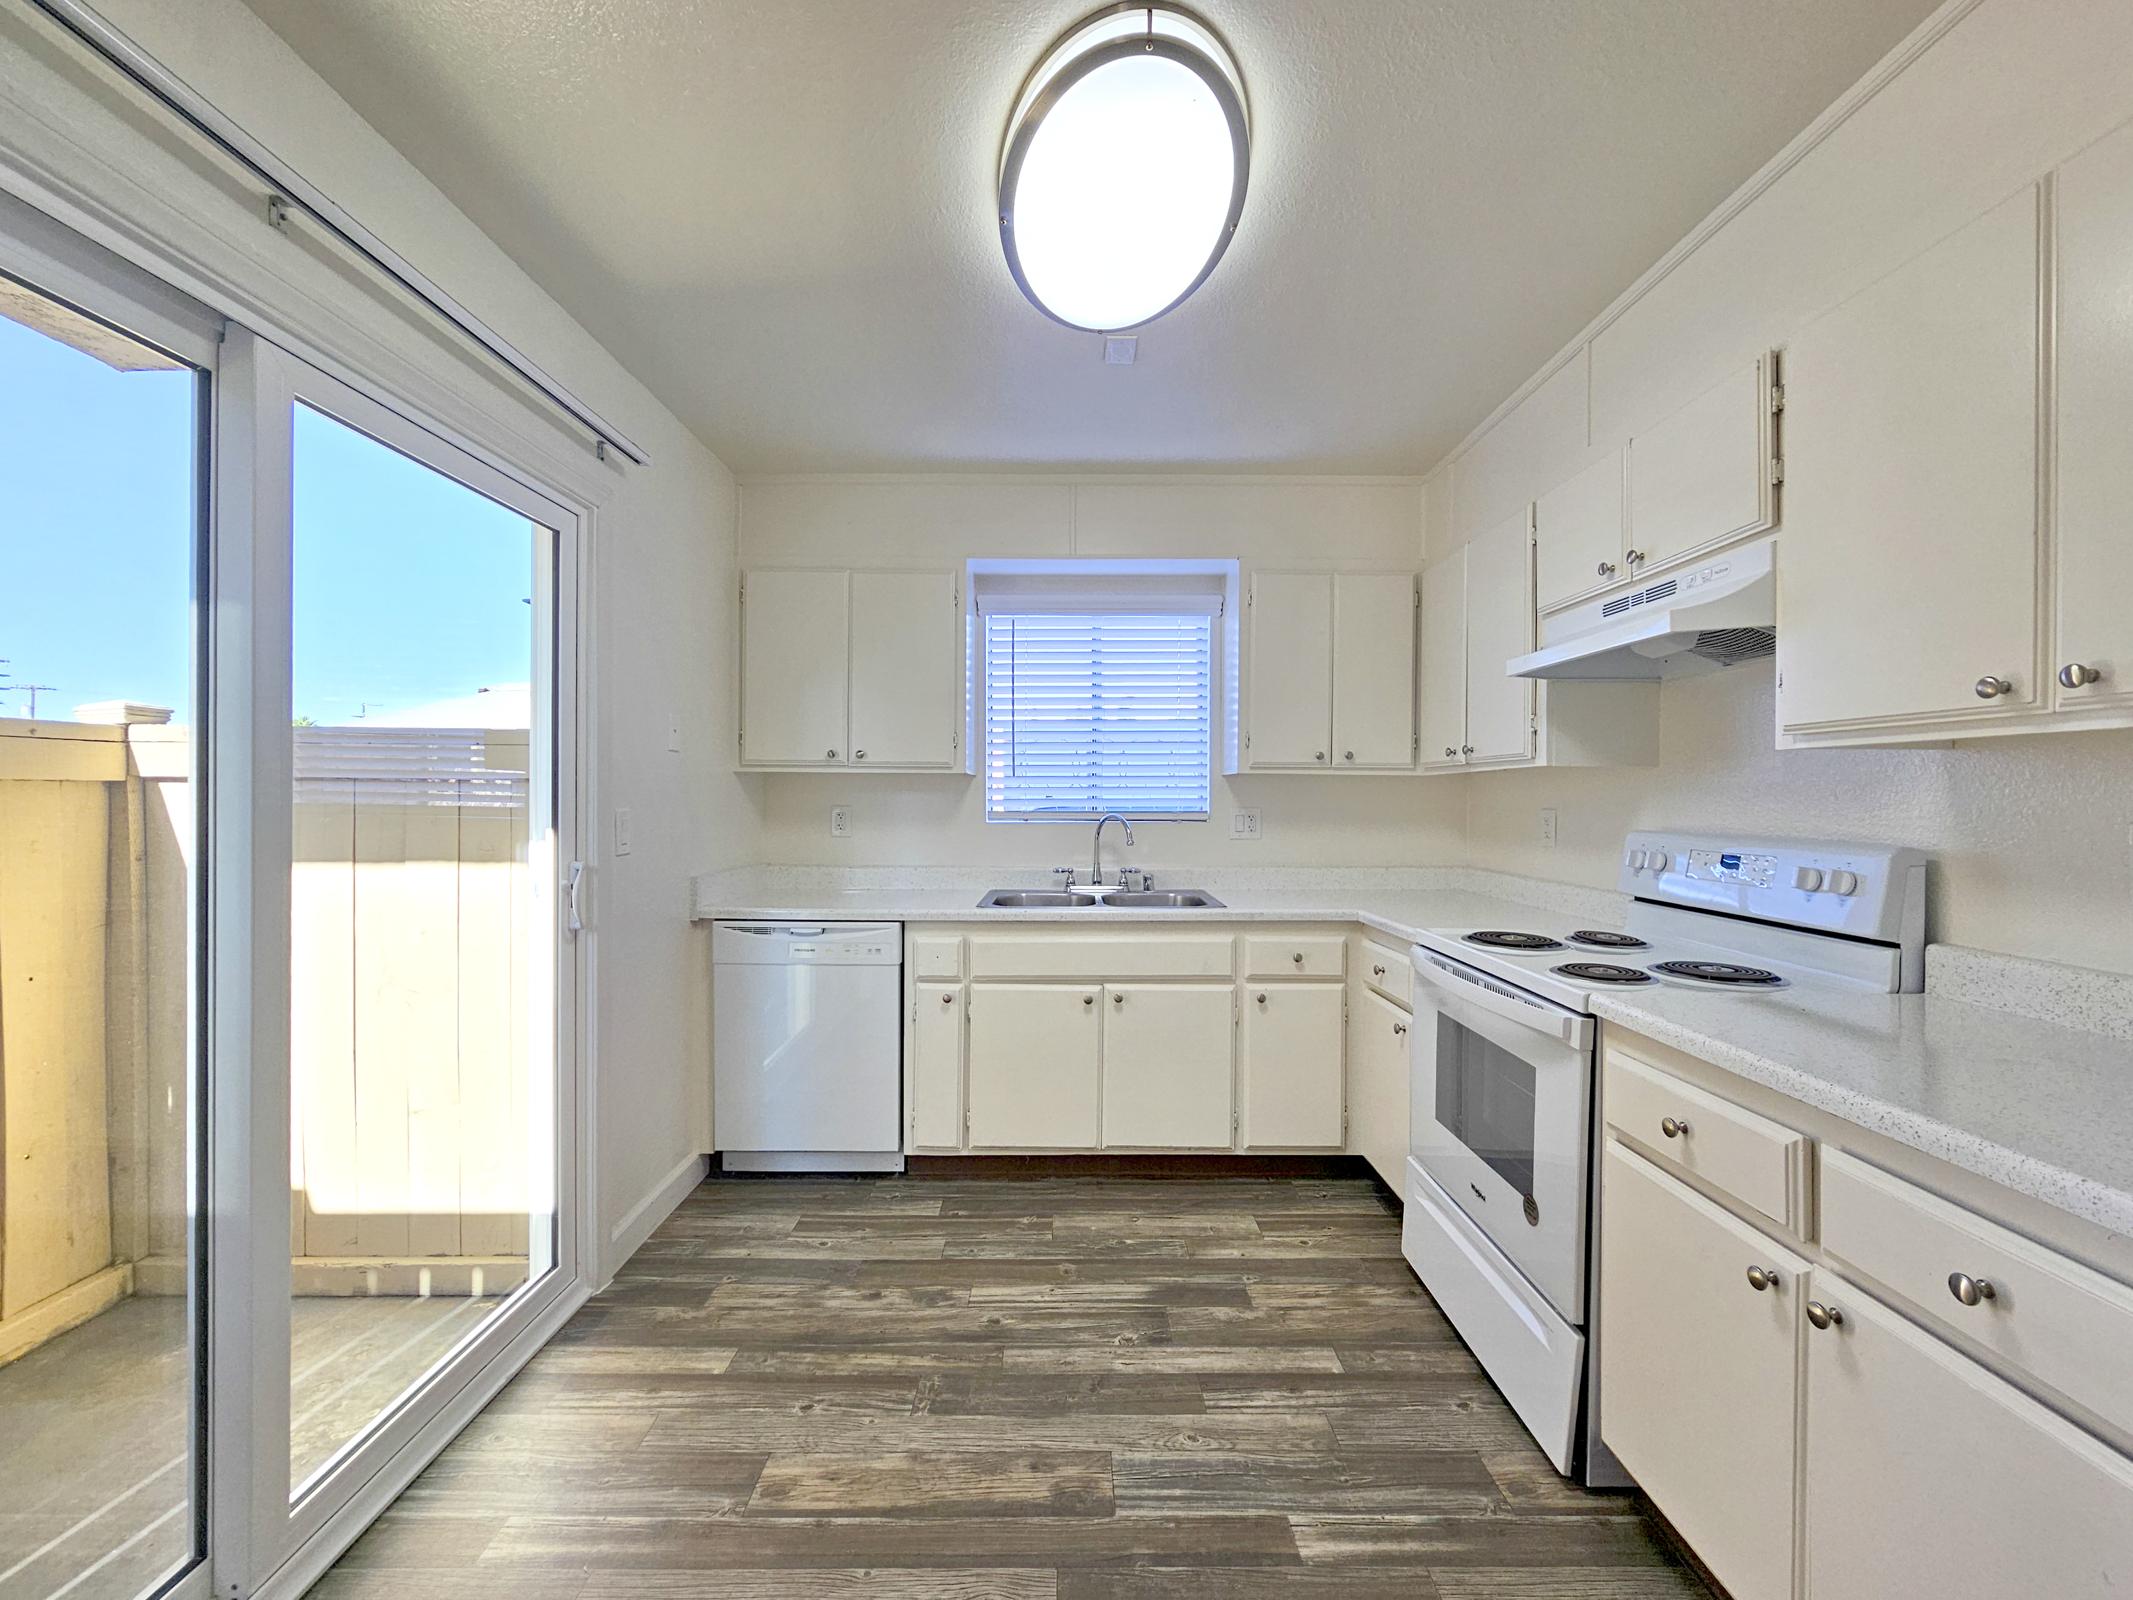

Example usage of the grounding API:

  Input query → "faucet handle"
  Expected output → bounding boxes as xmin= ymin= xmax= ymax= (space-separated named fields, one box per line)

xmin=1052 ymin=865 xmax=1078 ymax=886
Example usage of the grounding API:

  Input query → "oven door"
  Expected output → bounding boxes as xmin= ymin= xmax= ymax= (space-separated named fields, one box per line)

xmin=1409 ymin=948 xmax=1594 ymax=1322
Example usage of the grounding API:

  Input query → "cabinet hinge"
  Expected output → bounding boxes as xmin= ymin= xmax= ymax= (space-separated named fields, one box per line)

xmin=1770 ymin=457 xmax=1785 ymax=487
xmin=1770 ymin=381 xmax=1786 ymax=415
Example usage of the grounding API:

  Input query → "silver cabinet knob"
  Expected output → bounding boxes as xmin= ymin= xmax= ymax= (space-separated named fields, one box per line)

xmin=1460 ymin=744 xmax=1474 ymax=755
xmin=1315 ymin=751 xmax=1327 ymax=762
xmin=1082 ymin=994 xmax=1095 ymax=1007
xmin=855 ymin=749 xmax=867 ymax=760
xmin=826 ymin=748 xmax=839 ymax=759
xmin=1255 ymin=992 xmax=1268 ymax=1006
xmin=1371 ymin=964 xmax=1387 ymax=978
xmin=1112 ymin=991 xmax=1124 ymax=1006
xmin=1291 ymin=951 xmax=1304 ymax=965
xmin=1948 ymin=1271 xmax=1997 ymax=1307
xmin=1746 ymin=1265 xmax=1780 ymax=1293
xmin=1596 ymin=559 xmax=1617 ymax=578
xmin=2059 ymin=662 xmax=2104 ymax=689
xmin=1660 ymin=1116 xmax=1689 ymax=1139
xmin=1444 ymin=746 xmax=1456 ymax=758
xmin=1974 ymin=676 xmax=2014 ymax=700
xmin=940 ymin=992 xmax=954 ymax=1005
xmin=1625 ymin=548 xmax=1646 ymax=566
xmin=1805 ymin=1300 xmax=1844 ymax=1331
xmin=1343 ymin=750 xmax=1355 ymax=762
xmin=1392 ymin=1021 xmax=1408 ymax=1037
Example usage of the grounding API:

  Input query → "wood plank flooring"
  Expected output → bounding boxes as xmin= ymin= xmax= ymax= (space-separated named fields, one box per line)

xmin=312 ymin=1177 xmax=1715 ymax=1599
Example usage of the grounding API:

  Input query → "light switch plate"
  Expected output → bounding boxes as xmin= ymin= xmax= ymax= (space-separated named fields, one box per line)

xmin=830 ymin=805 xmax=852 ymax=839
xmin=1539 ymin=807 xmax=1558 ymax=848
xmin=1230 ymin=809 xmax=1262 ymax=841
xmin=613 ymin=806 xmax=633 ymax=856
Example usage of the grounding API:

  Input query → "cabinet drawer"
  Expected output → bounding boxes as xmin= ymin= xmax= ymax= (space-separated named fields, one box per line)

xmin=968 ymin=935 xmax=1234 ymax=980
xmin=1359 ymin=940 xmax=1411 ymax=1009
xmin=1244 ymin=935 xmax=1346 ymax=980
xmin=1820 ymin=1148 xmax=2133 ymax=1439
xmin=1603 ymin=1051 xmax=1807 ymax=1235
xmin=908 ymin=935 xmax=963 ymax=979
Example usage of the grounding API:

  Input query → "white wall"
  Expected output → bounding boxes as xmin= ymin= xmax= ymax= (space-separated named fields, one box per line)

xmin=86 ymin=0 xmax=756 ymax=1266
xmin=737 ymin=476 xmax=1467 ymax=868
xmin=1425 ymin=0 xmax=2133 ymax=976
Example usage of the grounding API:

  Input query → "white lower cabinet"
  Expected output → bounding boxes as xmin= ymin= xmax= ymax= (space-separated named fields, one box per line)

xmin=1349 ymin=986 xmax=1410 ymax=1190
xmin=967 ymin=984 xmax=1100 ymax=1149
xmin=1240 ymin=982 xmax=1345 ymax=1148
xmin=910 ymin=981 xmax=964 ymax=1149
xmin=1101 ymin=984 xmax=1234 ymax=1149
xmin=1601 ymin=1140 xmax=1803 ymax=1600
xmin=1803 ymin=1275 xmax=2133 ymax=1600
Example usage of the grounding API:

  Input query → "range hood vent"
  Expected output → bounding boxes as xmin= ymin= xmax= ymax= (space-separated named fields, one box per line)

xmin=1507 ymin=538 xmax=1776 ymax=681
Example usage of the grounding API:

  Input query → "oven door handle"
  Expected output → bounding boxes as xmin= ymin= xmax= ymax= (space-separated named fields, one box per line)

xmin=1411 ymin=951 xmax=1594 ymax=1051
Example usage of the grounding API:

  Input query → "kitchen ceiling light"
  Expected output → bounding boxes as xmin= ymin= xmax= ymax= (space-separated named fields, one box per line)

xmin=999 ymin=5 xmax=1249 ymax=333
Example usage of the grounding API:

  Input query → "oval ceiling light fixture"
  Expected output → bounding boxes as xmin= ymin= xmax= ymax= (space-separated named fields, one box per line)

xmin=999 ymin=4 xmax=1249 ymax=333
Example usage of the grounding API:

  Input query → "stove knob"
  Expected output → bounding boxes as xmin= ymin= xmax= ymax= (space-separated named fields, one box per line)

xmin=1794 ymin=866 xmax=1824 ymax=893
xmin=1646 ymin=849 xmax=1670 ymax=873
xmin=1828 ymin=869 xmax=1859 ymax=897
xmin=1626 ymin=848 xmax=1648 ymax=872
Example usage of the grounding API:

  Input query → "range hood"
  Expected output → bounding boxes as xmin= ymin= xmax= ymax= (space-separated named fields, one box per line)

xmin=1508 ymin=537 xmax=1775 ymax=681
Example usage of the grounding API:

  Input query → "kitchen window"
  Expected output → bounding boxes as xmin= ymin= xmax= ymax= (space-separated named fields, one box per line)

xmin=982 ymin=604 xmax=1215 ymax=821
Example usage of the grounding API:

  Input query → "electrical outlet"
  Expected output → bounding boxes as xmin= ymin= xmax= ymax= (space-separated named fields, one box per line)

xmin=830 ymin=805 xmax=852 ymax=840
xmin=613 ymin=806 xmax=633 ymax=856
xmin=1230 ymin=808 xmax=1262 ymax=841
xmin=667 ymin=714 xmax=682 ymax=753
xmin=1538 ymin=807 xmax=1558 ymax=848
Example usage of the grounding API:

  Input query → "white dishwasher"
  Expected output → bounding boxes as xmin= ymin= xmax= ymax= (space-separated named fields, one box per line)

xmin=712 ymin=921 xmax=904 ymax=1172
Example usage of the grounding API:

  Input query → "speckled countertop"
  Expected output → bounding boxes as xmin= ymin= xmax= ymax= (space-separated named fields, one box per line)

xmin=689 ymin=865 xmax=2133 ymax=1237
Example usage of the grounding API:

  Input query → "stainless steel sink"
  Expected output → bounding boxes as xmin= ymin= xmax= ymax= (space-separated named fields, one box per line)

xmin=974 ymin=888 xmax=1225 ymax=909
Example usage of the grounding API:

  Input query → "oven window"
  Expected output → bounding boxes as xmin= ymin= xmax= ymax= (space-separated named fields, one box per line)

xmin=1434 ymin=1012 xmax=1538 ymax=1197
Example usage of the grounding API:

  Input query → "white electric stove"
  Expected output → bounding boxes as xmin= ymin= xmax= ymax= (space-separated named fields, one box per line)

xmin=1401 ymin=833 xmax=1927 ymax=1483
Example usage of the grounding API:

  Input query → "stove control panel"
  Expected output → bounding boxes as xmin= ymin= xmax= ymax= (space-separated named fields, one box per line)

xmin=1619 ymin=831 xmax=1928 ymax=954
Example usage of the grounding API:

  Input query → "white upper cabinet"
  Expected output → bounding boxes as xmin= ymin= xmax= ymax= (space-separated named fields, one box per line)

xmin=1245 ymin=571 xmax=1335 ymax=767
xmin=1244 ymin=570 xmax=1415 ymax=771
xmin=1624 ymin=355 xmax=1778 ymax=575
xmin=739 ymin=568 xmax=850 ymax=766
xmin=739 ymin=568 xmax=961 ymax=770
xmin=2053 ymin=120 xmax=2133 ymax=718
xmin=1778 ymin=187 xmax=2043 ymax=739
xmin=1462 ymin=508 xmax=1537 ymax=764
xmin=1332 ymin=573 xmax=1417 ymax=769
xmin=1417 ymin=546 xmax=1468 ymax=769
xmin=1534 ymin=450 xmax=1625 ymax=614
xmin=849 ymin=570 xmax=960 ymax=768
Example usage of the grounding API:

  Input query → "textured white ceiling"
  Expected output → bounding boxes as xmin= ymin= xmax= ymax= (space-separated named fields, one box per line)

xmin=240 ymin=0 xmax=1940 ymax=474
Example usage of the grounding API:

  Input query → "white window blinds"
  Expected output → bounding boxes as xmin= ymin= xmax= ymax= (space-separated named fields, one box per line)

xmin=983 ymin=611 xmax=1214 ymax=820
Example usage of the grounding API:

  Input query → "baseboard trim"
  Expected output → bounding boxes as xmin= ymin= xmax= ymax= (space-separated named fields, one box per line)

xmin=902 ymin=1153 xmax=1374 ymax=1180
xmin=603 ymin=1150 xmax=710 ymax=1281
xmin=0 ymin=1262 xmax=133 ymax=1367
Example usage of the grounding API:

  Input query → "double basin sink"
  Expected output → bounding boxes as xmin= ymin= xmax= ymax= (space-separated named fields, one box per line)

xmin=977 ymin=888 xmax=1225 ymax=909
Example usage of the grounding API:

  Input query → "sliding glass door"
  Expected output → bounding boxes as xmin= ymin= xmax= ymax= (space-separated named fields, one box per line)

xmin=214 ymin=336 xmax=583 ymax=1586
xmin=0 ymin=221 xmax=215 ymax=1600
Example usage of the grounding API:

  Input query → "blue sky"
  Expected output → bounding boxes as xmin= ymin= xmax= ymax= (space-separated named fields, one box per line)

xmin=2 ymin=310 xmax=537 ymax=727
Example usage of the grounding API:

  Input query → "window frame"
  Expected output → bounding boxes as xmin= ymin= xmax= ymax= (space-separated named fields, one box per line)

xmin=976 ymin=595 xmax=1220 ymax=825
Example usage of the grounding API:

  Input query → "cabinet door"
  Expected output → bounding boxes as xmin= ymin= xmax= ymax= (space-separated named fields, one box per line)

xmin=967 ymin=984 xmax=1100 ymax=1149
xmin=2052 ymin=122 xmax=2133 ymax=714
xmin=1239 ymin=983 xmax=1344 ymax=1148
xmin=1534 ymin=451 xmax=1625 ymax=613
xmin=1779 ymin=187 xmax=2041 ymax=734
xmin=1331 ymin=573 xmax=1416 ymax=769
xmin=910 ymin=983 xmax=964 ymax=1150
xmin=1246 ymin=571 xmax=1333 ymax=767
xmin=1348 ymin=988 xmax=1411 ymax=1191
xmin=740 ymin=569 xmax=850 ymax=765
xmin=849 ymin=570 xmax=960 ymax=768
xmin=1804 ymin=1276 xmax=2133 ymax=1600
xmin=1101 ymin=984 xmax=1234 ymax=1149
xmin=1417 ymin=547 xmax=1468 ymax=768
xmin=1462 ymin=509 xmax=1537 ymax=764
xmin=1625 ymin=356 xmax=1775 ymax=573
xmin=1600 ymin=1141 xmax=1802 ymax=1600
